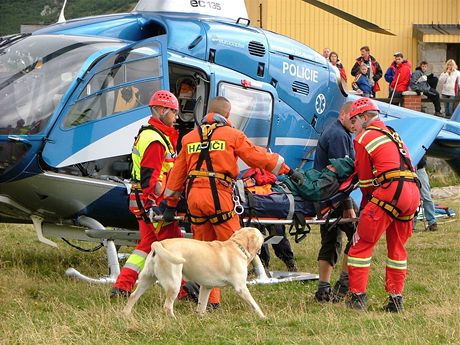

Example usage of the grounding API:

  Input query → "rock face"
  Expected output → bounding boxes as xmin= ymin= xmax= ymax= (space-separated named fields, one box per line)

xmin=431 ymin=186 xmax=460 ymax=200
xmin=41 ymin=5 xmax=58 ymax=17
xmin=426 ymin=157 xmax=459 ymax=187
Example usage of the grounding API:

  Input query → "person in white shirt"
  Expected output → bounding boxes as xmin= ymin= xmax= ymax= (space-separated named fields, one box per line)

xmin=438 ymin=59 xmax=460 ymax=118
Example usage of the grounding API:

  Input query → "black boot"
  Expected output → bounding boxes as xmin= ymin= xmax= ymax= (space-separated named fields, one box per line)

xmin=383 ymin=295 xmax=404 ymax=313
xmin=314 ymin=287 xmax=332 ymax=302
xmin=346 ymin=293 xmax=367 ymax=311
xmin=110 ymin=287 xmax=131 ymax=299
xmin=284 ymin=259 xmax=298 ymax=272
xmin=182 ymin=281 xmax=200 ymax=304
xmin=207 ymin=303 xmax=220 ymax=311
xmin=331 ymin=280 xmax=349 ymax=303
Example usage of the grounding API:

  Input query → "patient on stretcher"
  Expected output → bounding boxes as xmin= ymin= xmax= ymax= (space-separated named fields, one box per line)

xmin=277 ymin=156 xmax=354 ymax=201
xmin=238 ymin=157 xmax=355 ymax=220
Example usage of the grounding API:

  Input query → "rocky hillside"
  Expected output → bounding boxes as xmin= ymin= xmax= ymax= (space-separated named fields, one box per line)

xmin=0 ymin=0 xmax=137 ymax=35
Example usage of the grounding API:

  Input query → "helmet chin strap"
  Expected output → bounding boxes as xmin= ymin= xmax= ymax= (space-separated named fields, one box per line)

xmin=357 ymin=115 xmax=367 ymax=129
xmin=152 ymin=107 xmax=169 ymax=123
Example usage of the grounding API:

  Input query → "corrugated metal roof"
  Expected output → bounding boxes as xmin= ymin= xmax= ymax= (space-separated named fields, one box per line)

xmin=414 ymin=24 xmax=460 ymax=36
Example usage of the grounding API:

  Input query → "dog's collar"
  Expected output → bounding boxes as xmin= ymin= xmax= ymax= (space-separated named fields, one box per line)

xmin=231 ymin=239 xmax=251 ymax=260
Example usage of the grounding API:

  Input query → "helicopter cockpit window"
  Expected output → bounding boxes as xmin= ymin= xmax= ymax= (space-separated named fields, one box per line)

xmin=79 ymin=56 xmax=162 ymax=98
xmin=63 ymin=79 xmax=161 ymax=128
xmin=0 ymin=35 xmax=125 ymax=135
xmin=63 ymin=52 xmax=163 ymax=128
xmin=218 ymin=83 xmax=273 ymax=147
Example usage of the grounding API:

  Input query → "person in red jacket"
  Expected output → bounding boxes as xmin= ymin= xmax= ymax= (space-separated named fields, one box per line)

xmin=390 ymin=52 xmax=412 ymax=105
xmin=111 ymin=90 xmax=185 ymax=298
xmin=346 ymin=97 xmax=420 ymax=312
xmin=163 ymin=96 xmax=302 ymax=308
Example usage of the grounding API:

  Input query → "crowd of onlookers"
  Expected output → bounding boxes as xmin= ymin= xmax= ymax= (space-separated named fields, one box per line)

xmin=323 ymin=46 xmax=460 ymax=118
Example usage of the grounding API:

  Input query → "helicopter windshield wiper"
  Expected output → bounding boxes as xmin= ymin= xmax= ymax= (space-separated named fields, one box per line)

xmin=0 ymin=33 xmax=32 ymax=49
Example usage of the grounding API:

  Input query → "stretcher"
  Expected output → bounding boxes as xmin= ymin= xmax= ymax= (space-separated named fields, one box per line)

xmin=80 ymin=174 xmax=359 ymax=285
xmin=234 ymin=174 xmax=359 ymax=284
xmin=236 ymin=173 xmax=359 ymax=239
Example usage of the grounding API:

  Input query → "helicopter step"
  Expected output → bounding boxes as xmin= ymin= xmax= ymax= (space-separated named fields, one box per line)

xmin=247 ymin=256 xmax=318 ymax=285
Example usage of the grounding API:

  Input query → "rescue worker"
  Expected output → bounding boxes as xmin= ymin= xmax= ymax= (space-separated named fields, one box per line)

xmin=346 ymin=97 xmax=420 ymax=312
xmin=162 ymin=96 xmax=303 ymax=308
xmin=111 ymin=90 xmax=184 ymax=298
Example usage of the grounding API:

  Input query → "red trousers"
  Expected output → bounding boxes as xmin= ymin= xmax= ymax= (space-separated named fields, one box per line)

xmin=348 ymin=191 xmax=418 ymax=295
xmin=114 ymin=220 xmax=183 ymax=292
xmin=188 ymin=185 xmax=241 ymax=303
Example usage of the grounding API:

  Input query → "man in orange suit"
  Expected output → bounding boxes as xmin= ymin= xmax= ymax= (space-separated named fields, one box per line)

xmin=163 ymin=96 xmax=303 ymax=308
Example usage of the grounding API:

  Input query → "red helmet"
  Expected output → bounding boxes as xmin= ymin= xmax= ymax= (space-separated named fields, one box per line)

xmin=349 ymin=97 xmax=380 ymax=119
xmin=148 ymin=90 xmax=179 ymax=110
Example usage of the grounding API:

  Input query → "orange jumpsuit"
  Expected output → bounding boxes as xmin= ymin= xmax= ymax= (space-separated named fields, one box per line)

xmin=348 ymin=119 xmax=420 ymax=295
xmin=165 ymin=113 xmax=290 ymax=303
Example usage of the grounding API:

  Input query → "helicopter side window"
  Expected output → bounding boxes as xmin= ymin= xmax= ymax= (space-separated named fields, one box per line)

xmin=63 ymin=79 xmax=161 ymax=128
xmin=218 ymin=83 xmax=273 ymax=147
xmin=63 ymin=55 xmax=163 ymax=128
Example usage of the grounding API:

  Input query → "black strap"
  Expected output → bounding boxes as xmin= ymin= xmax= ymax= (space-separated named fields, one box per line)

xmin=288 ymin=212 xmax=310 ymax=243
xmin=366 ymin=125 xmax=418 ymax=206
xmin=133 ymin=188 xmax=150 ymax=223
xmin=185 ymin=123 xmax=230 ymax=222
xmin=186 ymin=210 xmax=236 ymax=225
xmin=242 ymin=190 xmax=257 ymax=227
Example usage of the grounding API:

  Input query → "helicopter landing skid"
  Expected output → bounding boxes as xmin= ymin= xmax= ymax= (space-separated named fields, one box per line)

xmin=62 ymin=216 xmax=121 ymax=284
xmin=64 ymin=238 xmax=120 ymax=284
xmin=247 ymin=256 xmax=318 ymax=285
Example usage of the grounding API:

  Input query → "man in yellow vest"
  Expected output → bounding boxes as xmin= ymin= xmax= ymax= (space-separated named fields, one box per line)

xmin=111 ymin=90 xmax=184 ymax=297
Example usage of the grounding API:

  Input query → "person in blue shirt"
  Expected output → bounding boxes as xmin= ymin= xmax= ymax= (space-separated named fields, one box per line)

xmin=313 ymin=101 xmax=357 ymax=303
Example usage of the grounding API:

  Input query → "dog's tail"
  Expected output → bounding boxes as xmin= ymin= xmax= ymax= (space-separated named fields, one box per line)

xmin=152 ymin=242 xmax=186 ymax=265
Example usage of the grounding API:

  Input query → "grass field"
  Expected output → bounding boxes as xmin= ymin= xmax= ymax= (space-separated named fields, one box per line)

xmin=0 ymin=194 xmax=459 ymax=344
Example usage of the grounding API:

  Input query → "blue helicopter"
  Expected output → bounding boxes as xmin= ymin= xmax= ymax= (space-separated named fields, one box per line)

xmin=0 ymin=0 xmax=459 ymax=283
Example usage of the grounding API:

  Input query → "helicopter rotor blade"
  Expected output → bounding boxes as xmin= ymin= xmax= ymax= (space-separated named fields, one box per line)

xmin=302 ymin=0 xmax=395 ymax=36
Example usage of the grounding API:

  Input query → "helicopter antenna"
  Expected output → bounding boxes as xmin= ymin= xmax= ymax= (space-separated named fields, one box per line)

xmin=57 ymin=0 xmax=68 ymax=23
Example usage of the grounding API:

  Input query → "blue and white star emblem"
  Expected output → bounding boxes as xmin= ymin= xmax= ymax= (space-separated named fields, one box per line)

xmin=315 ymin=94 xmax=326 ymax=114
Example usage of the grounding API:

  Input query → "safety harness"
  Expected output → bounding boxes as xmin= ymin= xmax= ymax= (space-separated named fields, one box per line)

xmin=131 ymin=125 xmax=175 ymax=224
xmin=364 ymin=125 xmax=420 ymax=222
xmin=185 ymin=122 xmax=236 ymax=225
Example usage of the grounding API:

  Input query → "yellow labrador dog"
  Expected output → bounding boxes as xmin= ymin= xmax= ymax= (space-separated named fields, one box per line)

xmin=123 ymin=227 xmax=266 ymax=319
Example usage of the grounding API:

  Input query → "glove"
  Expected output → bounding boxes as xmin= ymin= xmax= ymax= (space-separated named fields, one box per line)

xmin=287 ymin=168 xmax=304 ymax=185
xmin=162 ymin=206 xmax=177 ymax=222
xmin=148 ymin=205 xmax=161 ymax=222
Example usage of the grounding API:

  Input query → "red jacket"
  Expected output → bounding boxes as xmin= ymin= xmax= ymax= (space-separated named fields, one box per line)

xmin=390 ymin=61 xmax=411 ymax=92
xmin=354 ymin=119 xmax=415 ymax=210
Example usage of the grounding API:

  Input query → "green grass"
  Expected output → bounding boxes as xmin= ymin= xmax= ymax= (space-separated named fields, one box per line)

xmin=0 ymin=196 xmax=459 ymax=344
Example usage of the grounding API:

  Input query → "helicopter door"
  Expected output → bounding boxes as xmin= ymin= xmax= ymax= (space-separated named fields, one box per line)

xmin=42 ymin=36 xmax=169 ymax=168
